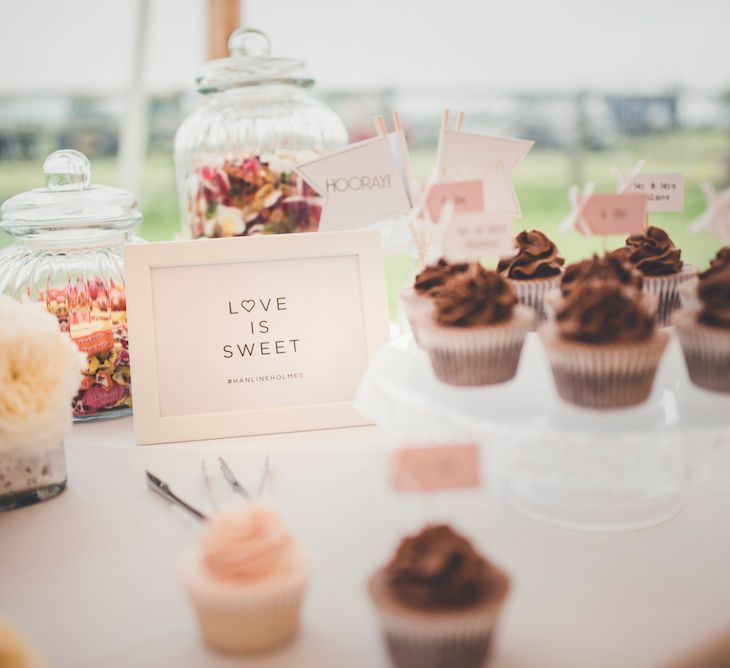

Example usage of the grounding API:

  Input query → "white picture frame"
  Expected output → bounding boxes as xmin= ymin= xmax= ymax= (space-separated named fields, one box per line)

xmin=124 ymin=230 xmax=390 ymax=445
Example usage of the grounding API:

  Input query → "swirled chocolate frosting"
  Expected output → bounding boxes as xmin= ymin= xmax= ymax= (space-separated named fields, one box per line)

xmin=698 ymin=263 xmax=730 ymax=328
xmin=611 ymin=226 xmax=683 ymax=276
xmin=561 ymin=254 xmax=643 ymax=297
xmin=700 ymin=246 xmax=730 ymax=279
xmin=433 ymin=268 xmax=517 ymax=327
xmin=385 ymin=525 xmax=497 ymax=609
xmin=497 ymin=229 xmax=565 ymax=279
xmin=557 ymin=282 xmax=654 ymax=343
xmin=413 ymin=258 xmax=470 ymax=295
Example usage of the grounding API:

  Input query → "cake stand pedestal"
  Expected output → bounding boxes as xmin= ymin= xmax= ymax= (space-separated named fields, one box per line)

xmin=355 ymin=333 xmax=729 ymax=532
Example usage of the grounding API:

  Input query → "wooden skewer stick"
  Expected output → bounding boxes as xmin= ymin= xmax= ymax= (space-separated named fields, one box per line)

xmin=392 ymin=110 xmax=403 ymax=132
xmin=374 ymin=115 xmax=388 ymax=137
xmin=455 ymin=111 xmax=465 ymax=132
xmin=441 ymin=109 xmax=450 ymax=133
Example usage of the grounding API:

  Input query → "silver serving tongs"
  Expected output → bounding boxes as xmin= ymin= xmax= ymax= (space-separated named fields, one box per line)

xmin=218 ymin=457 xmax=251 ymax=499
xmin=145 ymin=471 xmax=208 ymax=522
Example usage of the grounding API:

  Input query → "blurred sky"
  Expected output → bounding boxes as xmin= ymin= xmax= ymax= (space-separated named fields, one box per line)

xmin=0 ymin=0 xmax=728 ymax=93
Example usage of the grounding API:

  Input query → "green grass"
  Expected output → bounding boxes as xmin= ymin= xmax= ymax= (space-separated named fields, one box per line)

xmin=2 ymin=129 xmax=728 ymax=318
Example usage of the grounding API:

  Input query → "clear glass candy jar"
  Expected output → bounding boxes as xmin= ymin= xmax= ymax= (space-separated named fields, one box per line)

xmin=0 ymin=150 xmax=139 ymax=421
xmin=174 ymin=27 xmax=348 ymax=239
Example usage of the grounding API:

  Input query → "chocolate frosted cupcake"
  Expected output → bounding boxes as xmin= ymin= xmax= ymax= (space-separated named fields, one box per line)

xmin=416 ymin=267 xmax=533 ymax=386
xmin=560 ymin=253 xmax=643 ymax=297
xmin=680 ymin=246 xmax=730 ymax=311
xmin=497 ymin=229 xmax=564 ymax=325
xmin=540 ymin=281 xmax=669 ymax=408
xmin=368 ymin=525 xmax=510 ymax=668
xmin=611 ymin=226 xmax=697 ymax=326
xmin=673 ymin=261 xmax=730 ymax=393
xmin=401 ymin=259 xmax=469 ymax=345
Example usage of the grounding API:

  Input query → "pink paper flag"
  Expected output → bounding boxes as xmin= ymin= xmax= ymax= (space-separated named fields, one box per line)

xmin=390 ymin=443 xmax=481 ymax=492
xmin=424 ymin=179 xmax=484 ymax=223
xmin=581 ymin=193 xmax=647 ymax=236
xmin=436 ymin=130 xmax=533 ymax=217
xmin=441 ymin=210 xmax=515 ymax=262
xmin=626 ymin=172 xmax=684 ymax=212
xmin=295 ymin=133 xmax=412 ymax=232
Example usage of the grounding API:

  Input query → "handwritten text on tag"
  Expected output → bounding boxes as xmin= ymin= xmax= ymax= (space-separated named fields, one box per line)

xmin=581 ymin=193 xmax=647 ymax=236
xmin=626 ymin=172 xmax=684 ymax=212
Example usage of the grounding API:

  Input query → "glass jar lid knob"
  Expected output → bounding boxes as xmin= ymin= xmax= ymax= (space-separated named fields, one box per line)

xmin=43 ymin=149 xmax=92 ymax=191
xmin=228 ymin=28 xmax=271 ymax=58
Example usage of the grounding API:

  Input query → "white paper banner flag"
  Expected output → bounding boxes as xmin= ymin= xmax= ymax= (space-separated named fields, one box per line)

xmin=690 ymin=183 xmax=730 ymax=244
xmin=295 ymin=133 xmax=412 ymax=232
xmin=435 ymin=130 xmax=533 ymax=218
xmin=441 ymin=209 xmax=515 ymax=263
xmin=612 ymin=161 xmax=684 ymax=213
xmin=558 ymin=182 xmax=596 ymax=234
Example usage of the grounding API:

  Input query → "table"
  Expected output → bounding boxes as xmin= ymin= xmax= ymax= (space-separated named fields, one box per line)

xmin=1 ymin=417 xmax=729 ymax=668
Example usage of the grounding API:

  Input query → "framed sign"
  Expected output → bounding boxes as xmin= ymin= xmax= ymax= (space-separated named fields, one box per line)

xmin=124 ymin=231 xmax=390 ymax=444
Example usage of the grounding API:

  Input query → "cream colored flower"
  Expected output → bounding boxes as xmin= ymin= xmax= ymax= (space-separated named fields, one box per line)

xmin=0 ymin=621 xmax=44 ymax=668
xmin=216 ymin=205 xmax=245 ymax=236
xmin=0 ymin=296 xmax=85 ymax=450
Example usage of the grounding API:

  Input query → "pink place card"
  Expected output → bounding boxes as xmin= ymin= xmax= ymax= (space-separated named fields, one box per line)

xmin=581 ymin=193 xmax=647 ymax=236
xmin=390 ymin=443 xmax=481 ymax=492
xmin=441 ymin=210 xmax=515 ymax=262
xmin=626 ymin=172 xmax=684 ymax=212
xmin=424 ymin=179 xmax=484 ymax=223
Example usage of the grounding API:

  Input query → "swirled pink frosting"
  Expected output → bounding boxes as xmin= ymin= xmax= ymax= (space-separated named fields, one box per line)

xmin=200 ymin=505 xmax=301 ymax=583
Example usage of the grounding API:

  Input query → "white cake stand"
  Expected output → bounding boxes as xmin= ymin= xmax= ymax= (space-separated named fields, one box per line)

xmin=355 ymin=332 xmax=730 ymax=532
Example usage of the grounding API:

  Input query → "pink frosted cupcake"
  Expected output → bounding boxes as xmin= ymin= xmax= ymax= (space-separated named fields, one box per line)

xmin=401 ymin=259 xmax=469 ymax=345
xmin=541 ymin=280 xmax=669 ymax=408
xmin=179 ymin=505 xmax=311 ymax=655
xmin=368 ymin=525 xmax=510 ymax=668
xmin=611 ymin=226 xmax=697 ymax=326
xmin=673 ymin=261 xmax=730 ymax=393
xmin=497 ymin=229 xmax=564 ymax=326
xmin=417 ymin=268 xmax=533 ymax=386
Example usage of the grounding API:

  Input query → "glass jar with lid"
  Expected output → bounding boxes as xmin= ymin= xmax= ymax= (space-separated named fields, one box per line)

xmin=174 ymin=27 xmax=348 ymax=239
xmin=0 ymin=149 xmax=139 ymax=421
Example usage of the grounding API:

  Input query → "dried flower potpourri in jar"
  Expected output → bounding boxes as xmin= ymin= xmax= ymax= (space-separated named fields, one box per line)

xmin=0 ymin=150 xmax=140 ymax=420
xmin=174 ymin=28 xmax=347 ymax=239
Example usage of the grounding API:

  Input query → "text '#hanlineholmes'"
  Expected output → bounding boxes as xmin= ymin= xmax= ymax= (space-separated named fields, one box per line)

xmin=227 ymin=372 xmax=304 ymax=385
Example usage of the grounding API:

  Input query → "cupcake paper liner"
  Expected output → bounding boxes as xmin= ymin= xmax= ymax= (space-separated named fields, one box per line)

xmin=540 ymin=325 xmax=669 ymax=408
xmin=641 ymin=264 xmax=698 ymax=327
xmin=678 ymin=276 xmax=700 ymax=311
xmin=368 ymin=570 xmax=509 ymax=668
xmin=179 ymin=551 xmax=311 ymax=655
xmin=400 ymin=287 xmax=434 ymax=347
xmin=417 ymin=306 xmax=534 ymax=386
xmin=673 ymin=309 xmax=730 ymax=394
xmin=508 ymin=275 xmax=562 ymax=329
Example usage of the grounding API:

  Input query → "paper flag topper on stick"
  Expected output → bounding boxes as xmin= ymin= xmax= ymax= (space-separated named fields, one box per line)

xmin=424 ymin=178 xmax=485 ymax=224
xmin=690 ymin=183 xmax=730 ymax=244
xmin=558 ymin=182 xmax=596 ymax=234
xmin=580 ymin=193 xmax=647 ymax=236
xmin=612 ymin=161 xmax=684 ymax=212
xmin=295 ymin=112 xmax=413 ymax=232
xmin=441 ymin=207 xmax=514 ymax=263
xmin=435 ymin=109 xmax=533 ymax=218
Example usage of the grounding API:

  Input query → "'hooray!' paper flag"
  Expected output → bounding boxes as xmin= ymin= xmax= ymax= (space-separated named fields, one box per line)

xmin=295 ymin=131 xmax=413 ymax=232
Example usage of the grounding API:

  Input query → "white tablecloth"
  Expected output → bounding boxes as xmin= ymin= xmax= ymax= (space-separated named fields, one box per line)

xmin=1 ymin=417 xmax=729 ymax=668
